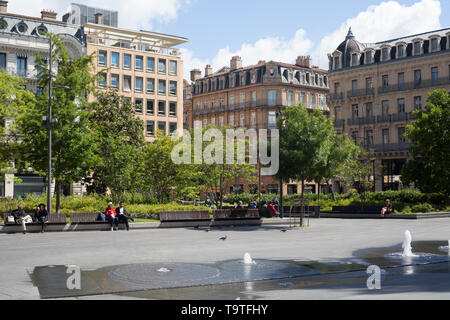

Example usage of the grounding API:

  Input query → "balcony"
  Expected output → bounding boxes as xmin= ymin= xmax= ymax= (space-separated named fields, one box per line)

xmin=391 ymin=112 xmax=412 ymax=122
xmin=378 ymin=77 xmax=450 ymax=94
xmin=327 ymin=92 xmax=344 ymax=102
xmin=334 ymin=119 xmax=345 ymax=127
xmin=374 ymin=143 xmax=410 ymax=152
xmin=347 ymin=88 xmax=375 ymax=99
xmin=7 ymin=67 xmax=35 ymax=79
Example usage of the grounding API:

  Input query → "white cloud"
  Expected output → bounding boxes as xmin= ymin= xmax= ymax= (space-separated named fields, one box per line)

xmin=313 ymin=0 xmax=442 ymax=68
xmin=183 ymin=0 xmax=442 ymax=77
xmin=10 ymin=0 xmax=188 ymax=30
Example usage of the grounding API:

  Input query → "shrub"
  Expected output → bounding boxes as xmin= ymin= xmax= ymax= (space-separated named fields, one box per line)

xmin=410 ymin=203 xmax=435 ymax=213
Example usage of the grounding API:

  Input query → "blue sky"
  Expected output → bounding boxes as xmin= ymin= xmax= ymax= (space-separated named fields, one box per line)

xmin=16 ymin=0 xmax=450 ymax=77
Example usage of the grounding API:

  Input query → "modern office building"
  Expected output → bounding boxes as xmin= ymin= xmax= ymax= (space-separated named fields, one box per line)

xmin=85 ymin=16 xmax=188 ymax=141
xmin=63 ymin=3 xmax=118 ymax=27
xmin=184 ymin=56 xmax=330 ymax=195
xmin=0 ymin=1 xmax=86 ymax=198
xmin=327 ymin=28 xmax=450 ymax=191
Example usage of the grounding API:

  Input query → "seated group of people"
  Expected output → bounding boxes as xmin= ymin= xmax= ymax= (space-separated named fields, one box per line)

xmin=98 ymin=201 xmax=134 ymax=231
xmin=11 ymin=203 xmax=49 ymax=234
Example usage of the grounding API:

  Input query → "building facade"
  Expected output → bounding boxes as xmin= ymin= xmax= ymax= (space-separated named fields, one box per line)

xmin=184 ymin=56 xmax=330 ymax=195
xmin=84 ymin=19 xmax=187 ymax=141
xmin=327 ymin=28 xmax=450 ymax=191
xmin=0 ymin=1 xmax=85 ymax=198
xmin=63 ymin=3 xmax=118 ymax=27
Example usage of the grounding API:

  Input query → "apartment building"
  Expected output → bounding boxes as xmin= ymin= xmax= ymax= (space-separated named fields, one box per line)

xmin=0 ymin=1 xmax=85 ymax=198
xmin=184 ymin=56 xmax=330 ymax=195
xmin=85 ymin=15 xmax=188 ymax=141
xmin=327 ymin=28 xmax=450 ymax=191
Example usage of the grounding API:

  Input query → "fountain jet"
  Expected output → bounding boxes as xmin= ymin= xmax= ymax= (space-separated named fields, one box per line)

xmin=402 ymin=230 xmax=413 ymax=257
xmin=243 ymin=253 xmax=256 ymax=265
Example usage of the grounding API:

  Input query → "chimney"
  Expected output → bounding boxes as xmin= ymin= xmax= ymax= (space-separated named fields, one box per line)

xmin=41 ymin=9 xmax=57 ymax=20
xmin=258 ymin=60 xmax=266 ymax=65
xmin=296 ymin=55 xmax=312 ymax=68
xmin=94 ymin=13 xmax=103 ymax=25
xmin=0 ymin=1 xmax=7 ymax=13
xmin=190 ymin=69 xmax=202 ymax=82
xmin=230 ymin=56 xmax=242 ymax=70
xmin=204 ymin=64 xmax=213 ymax=77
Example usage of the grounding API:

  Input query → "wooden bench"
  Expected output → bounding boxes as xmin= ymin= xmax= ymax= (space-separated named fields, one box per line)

xmin=69 ymin=212 xmax=130 ymax=231
xmin=212 ymin=209 xmax=261 ymax=226
xmin=331 ymin=205 xmax=387 ymax=214
xmin=3 ymin=212 xmax=66 ymax=233
xmin=159 ymin=210 xmax=211 ymax=228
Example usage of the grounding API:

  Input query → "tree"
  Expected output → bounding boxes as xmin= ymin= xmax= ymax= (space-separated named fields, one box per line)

xmin=16 ymin=34 xmax=97 ymax=211
xmin=401 ymin=89 xmax=450 ymax=197
xmin=276 ymin=105 xmax=335 ymax=201
xmin=86 ymin=88 xmax=145 ymax=202
xmin=312 ymin=132 xmax=360 ymax=201
xmin=0 ymin=71 xmax=35 ymax=171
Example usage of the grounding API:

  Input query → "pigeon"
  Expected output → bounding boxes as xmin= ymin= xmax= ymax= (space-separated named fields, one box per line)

xmin=194 ymin=225 xmax=199 ymax=229
xmin=204 ymin=228 xmax=210 ymax=232
xmin=219 ymin=235 xmax=227 ymax=241
xmin=281 ymin=229 xmax=288 ymax=232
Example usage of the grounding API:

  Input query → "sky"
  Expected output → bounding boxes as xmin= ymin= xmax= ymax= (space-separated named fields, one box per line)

xmin=12 ymin=0 xmax=450 ymax=79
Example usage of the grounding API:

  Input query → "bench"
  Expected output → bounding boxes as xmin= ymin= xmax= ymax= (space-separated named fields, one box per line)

xmin=331 ymin=205 xmax=387 ymax=214
xmin=284 ymin=206 xmax=321 ymax=218
xmin=69 ymin=212 xmax=128 ymax=231
xmin=212 ymin=209 xmax=261 ymax=226
xmin=159 ymin=210 xmax=211 ymax=228
xmin=3 ymin=212 xmax=66 ymax=233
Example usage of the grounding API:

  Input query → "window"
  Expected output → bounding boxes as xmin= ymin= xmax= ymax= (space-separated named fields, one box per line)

xmin=366 ymin=130 xmax=374 ymax=146
xmin=111 ymin=52 xmax=119 ymax=67
xmin=135 ymin=77 xmax=143 ymax=92
xmin=268 ymin=111 xmax=276 ymax=129
xmin=0 ymin=53 xmax=5 ymax=69
xmin=398 ymin=127 xmax=406 ymax=144
xmin=146 ymin=78 xmax=155 ymax=93
xmin=352 ymin=80 xmax=358 ymax=95
xmin=240 ymin=74 xmax=245 ymax=86
xmin=147 ymin=57 xmax=155 ymax=72
xmin=351 ymin=53 xmax=358 ymax=66
xmin=414 ymin=70 xmax=422 ymax=87
xmin=146 ymin=121 xmax=155 ymax=136
xmin=382 ymin=129 xmax=389 ymax=145
xmin=397 ymin=45 xmax=405 ymax=58
xmin=146 ymin=99 xmax=154 ymax=115
xmin=414 ymin=41 xmax=421 ymax=55
xmin=431 ymin=38 xmax=439 ymax=52
xmin=228 ymin=114 xmax=234 ymax=126
xmin=251 ymin=112 xmax=256 ymax=125
xmin=288 ymin=91 xmax=293 ymax=106
xmin=169 ymin=81 xmax=177 ymax=95
xmin=36 ymin=87 xmax=43 ymax=96
xmin=366 ymin=51 xmax=372 ymax=64
xmin=158 ymin=101 xmax=166 ymax=115
xmin=169 ymin=60 xmax=177 ymax=75
xmin=365 ymin=77 xmax=372 ymax=94
xmin=414 ymin=96 xmax=422 ymax=110
xmin=219 ymin=116 xmax=224 ymax=127
xmin=334 ymin=56 xmax=339 ymax=69
xmin=240 ymin=92 xmax=245 ymax=106
xmin=158 ymin=59 xmax=166 ymax=74
xmin=352 ymin=104 xmax=359 ymax=119
xmin=211 ymin=117 xmax=216 ymax=126
xmin=431 ymin=67 xmax=438 ymax=86
xmin=17 ymin=22 xmax=27 ymax=33
xmin=98 ymin=50 xmax=107 ymax=66
xmin=17 ymin=57 xmax=27 ymax=77
xmin=135 ymin=56 xmax=143 ymax=71
xmin=135 ymin=98 xmax=143 ymax=114
xmin=382 ymin=47 xmax=389 ymax=61
xmin=169 ymin=102 xmax=177 ymax=116
xmin=382 ymin=100 xmax=389 ymax=115
xmin=110 ymin=74 xmax=119 ymax=88
xmin=123 ymin=54 xmax=131 ymax=69
xmin=334 ymin=106 xmax=341 ymax=119
xmin=169 ymin=122 xmax=177 ymax=134
xmin=158 ymin=80 xmax=166 ymax=95
xmin=123 ymin=75 xmax=131 ymax=92
xmin=240 ymin=114 xmax=245 ymax=126
xmin=268 ymin=90 xmax=276 ymax=106
xmin=397 ymin=98 xmax=405 ymax=113
xmin=366 ymin=103 xmax=373 ymax=118
xmin=230 ymin=95 xmax=235 ymax=106
xmin=98 ymin=73 xmax=107 ymax=88
xmin=382 ymin=75 xmax=389 ymax=92
xmin=398 ymin=73 xmax=405 ymax=90
xmin=251 ymin=91 xmax=256 ymax=106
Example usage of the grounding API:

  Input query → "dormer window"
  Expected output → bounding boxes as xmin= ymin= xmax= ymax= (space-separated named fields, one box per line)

xmin=397 ymin=45 xmax=405 ymax=58
xmin=430 ymin=37 xmax=439 ymax=52
xmin=0 ymin=18 xmax=7 ymax=30
xmin=36 ymin=24 xmax=48 ymax=36
xmin=334 ymin=56 xmax=340 ymax=69
xmin=413 ymin=41 xmax=422 ymax=55
xmin=351 ymin=53 xmax=358 ymax=66
xmin=16 ymin=22 xmax=28 ymax=34
xmin=382 ymin=47 xmax=390 ymax=61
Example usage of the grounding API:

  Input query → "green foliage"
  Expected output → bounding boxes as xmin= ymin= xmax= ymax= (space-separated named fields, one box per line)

xmin=401 ymin=89 xmax=450 ymax=197
xmin=86 ymin=88 xmax=145 ymax=202
xmin=410 ymin=203 xmax=435 ymax=214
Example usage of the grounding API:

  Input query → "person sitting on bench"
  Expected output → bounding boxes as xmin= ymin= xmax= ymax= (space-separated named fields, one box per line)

xmin=381 ymin=199 xmax=393 ymax=216
xmin=105 ymin=202 xmax=119 ymax=231
xmin=34 ymin=204 xmax=48 ymax=233
xmin=12 ymin=204 xmax=32 ymax=234
xmin=116 ymin=201 xmax=134 ymax=231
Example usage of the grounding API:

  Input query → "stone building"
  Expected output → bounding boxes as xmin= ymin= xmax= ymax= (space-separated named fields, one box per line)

xmin=327 ymin=28 xmax=450 ymax=191
xmin=184 ymin=56 xmax=330 ymax=195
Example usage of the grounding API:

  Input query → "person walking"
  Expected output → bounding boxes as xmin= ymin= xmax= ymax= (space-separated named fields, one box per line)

xmin=12 ymin=204 xmax=32 ymax=234
xmin=105 ymin=202 xmax=119 ymax=231
xmin=116 ymin=201 xmax=134 ymax=231
xmin=34 ymin=204 xmax=48 ymax=233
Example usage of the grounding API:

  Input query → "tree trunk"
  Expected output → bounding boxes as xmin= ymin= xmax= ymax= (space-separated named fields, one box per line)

xmin=317 ymin=182 xmax=320 ymax=201
xmin=328 ymin=181 xmax=336 ymax=202
xmin=55 ymin=179 xmax=60 ymax=213
xmin=301 ymin=177 xmax=305 ymax=227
